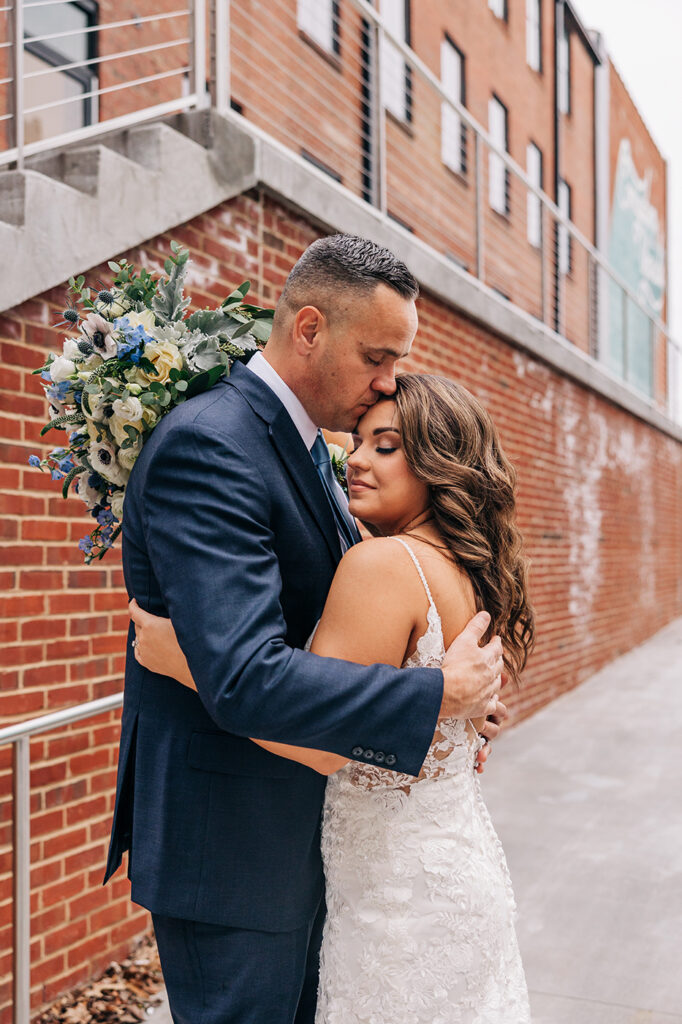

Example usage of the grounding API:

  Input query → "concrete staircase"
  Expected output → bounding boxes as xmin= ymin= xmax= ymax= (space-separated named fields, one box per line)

xmin=0 ymin=111 xmax=258 ymax=312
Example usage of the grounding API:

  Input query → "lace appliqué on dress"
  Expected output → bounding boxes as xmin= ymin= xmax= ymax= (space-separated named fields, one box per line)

xmin=316 ymin=538 xmax=530 ymax=1024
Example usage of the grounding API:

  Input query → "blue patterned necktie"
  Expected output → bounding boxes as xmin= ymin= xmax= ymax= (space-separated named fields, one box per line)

xmin=310 ymin=431 xmax=357 ymax=551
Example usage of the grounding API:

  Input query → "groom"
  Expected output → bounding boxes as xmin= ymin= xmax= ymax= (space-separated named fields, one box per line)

xmin=105 ymin=235 xmax=504 ymax=1023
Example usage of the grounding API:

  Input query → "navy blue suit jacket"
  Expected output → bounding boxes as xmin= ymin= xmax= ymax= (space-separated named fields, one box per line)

xmin=104 ymin=361 xmax=443 ymax=931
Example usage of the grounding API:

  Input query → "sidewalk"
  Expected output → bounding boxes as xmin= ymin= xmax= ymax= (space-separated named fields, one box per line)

xmin=150 ymin=617 xmax=682 ymax=1023
xmin=483 ymin=615 xmax=682 ymax=1023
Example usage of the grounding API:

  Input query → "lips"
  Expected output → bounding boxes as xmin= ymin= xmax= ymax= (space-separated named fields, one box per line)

xmin=349 ymin=479 xmax=374 ymax=492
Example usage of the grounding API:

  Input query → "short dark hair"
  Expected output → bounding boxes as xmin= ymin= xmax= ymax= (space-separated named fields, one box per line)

xmin=278 ymin=235 xmax=419 ymax=318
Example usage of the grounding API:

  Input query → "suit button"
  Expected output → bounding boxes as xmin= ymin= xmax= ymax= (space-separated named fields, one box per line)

xmin=351 ymin=746 xmax=364 ymax=758
xmin=385 ymin=754 xmax=397 ymax=767
xmin=374 ymin=751 xmax=385 ymax=764
xmin=362 ymin=748 xmax=374 ymax=760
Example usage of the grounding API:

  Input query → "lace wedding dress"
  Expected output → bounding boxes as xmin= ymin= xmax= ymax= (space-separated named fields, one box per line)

xmin=315 ymin=539 xmax=531 ymax=1024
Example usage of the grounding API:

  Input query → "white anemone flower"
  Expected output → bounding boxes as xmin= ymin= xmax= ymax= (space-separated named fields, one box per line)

xmin=88 ymin=440 xmax=128 ymax=486
xmin=76 ymin=473 xmax=106 ymax=510
xmin=81 ymin=313 xmax=118 ymax=360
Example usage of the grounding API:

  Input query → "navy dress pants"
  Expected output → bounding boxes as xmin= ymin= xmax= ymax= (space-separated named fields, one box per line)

xmin=152 ymin=898 xmax=325 ymax=1024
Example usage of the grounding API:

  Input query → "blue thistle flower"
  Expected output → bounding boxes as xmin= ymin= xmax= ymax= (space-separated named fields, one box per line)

xmin=98 ymin=290 xmax=115 ymax=304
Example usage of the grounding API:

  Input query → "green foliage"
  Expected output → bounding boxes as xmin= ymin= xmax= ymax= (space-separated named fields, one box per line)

xmin=152 ymin=244 xmax=190 ymax=322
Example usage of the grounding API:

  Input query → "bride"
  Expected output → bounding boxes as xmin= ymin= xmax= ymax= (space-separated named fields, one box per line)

xmin=131 ymin=372 xmax=535 ymax=1022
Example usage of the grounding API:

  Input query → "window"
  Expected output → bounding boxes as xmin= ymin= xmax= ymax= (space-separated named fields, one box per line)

xmin=381 ymin=0 xmax=411 ymax=123
xmin=558 ymin=23 xmax=570 ymax=113
xmin=488 ymin=96 xmax=509 ymax=215
xmin=441 ymin=37 xmax=466 ymax=175
xmin=526 ymin=0 xmax=541 ymax=71
xmin=558 ymin=178 xmax=572 ymax=274
xmin=526 ymin=142 xmax=542 ymax=247
xmin=297 ymin=0 xmax=340 ymax=57
xmin=488 ymin=0 xmax=507 ymax=21
xmin=23 ymin=0 xmax=98 ymax=146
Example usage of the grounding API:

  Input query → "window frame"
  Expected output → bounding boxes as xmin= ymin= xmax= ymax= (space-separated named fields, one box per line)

xmin=558 ymin=177 xmax=572 ymax=275
xmin=380 ymin=0 xmax=413 ymax=126
xmin=440 ymin=33 xmax=466 ymax=177
xmin=488 ymin=93 xmax=510 ymax=217
xmin=23 ymin=0 xmax=99 ymax=131
xmin=557 ymin=22 xmax=571 ymax=114
xmin=526 ymin=141 xmax=543 ymax=248
xmin=297 ymin=0 xmax=341 ymax=60
xmin=526 ymin=0 xmax=542 ymax=72
xmin=488 ymin=0 xmax=508 ymax=22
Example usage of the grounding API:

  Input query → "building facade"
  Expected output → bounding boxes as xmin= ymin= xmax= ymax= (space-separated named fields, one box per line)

xmin=0 ymin=1 xmax=680 ymax=1019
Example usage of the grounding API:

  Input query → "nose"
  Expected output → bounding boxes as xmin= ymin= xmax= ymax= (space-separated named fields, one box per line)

xmin=347 ymin=445 xmax=369 ymax=471
xmin=372 ymin=364 xmax=397 ymax=396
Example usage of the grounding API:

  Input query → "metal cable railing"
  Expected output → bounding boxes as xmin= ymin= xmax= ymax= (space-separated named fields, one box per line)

xmin=0 ymin=0 xmax=679 ymax=420
xmin=0 ymin=695 xmax=124 ymax=1024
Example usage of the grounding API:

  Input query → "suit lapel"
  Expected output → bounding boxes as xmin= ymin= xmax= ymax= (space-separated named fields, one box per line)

xmin=227 ymin=362 xmax=342 ymax=563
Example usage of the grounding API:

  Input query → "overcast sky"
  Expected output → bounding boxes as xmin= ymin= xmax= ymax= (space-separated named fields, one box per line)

xmin=571 ymin=0 xmax=680 ymax=338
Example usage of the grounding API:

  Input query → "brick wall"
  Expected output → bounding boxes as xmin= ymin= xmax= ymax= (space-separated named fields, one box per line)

xmin=1 ymin=187 xmax=681 ymax=1018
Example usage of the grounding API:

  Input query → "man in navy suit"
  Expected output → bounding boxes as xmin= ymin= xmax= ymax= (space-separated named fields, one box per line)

xmin=105 ymin=235 xmax=504 ymax=1023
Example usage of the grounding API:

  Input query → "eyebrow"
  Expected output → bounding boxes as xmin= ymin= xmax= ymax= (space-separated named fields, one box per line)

xmin=372 ymin=427 xmax=401 ymax=436
xmin=366 ymin=346 xmax=409 ymax=359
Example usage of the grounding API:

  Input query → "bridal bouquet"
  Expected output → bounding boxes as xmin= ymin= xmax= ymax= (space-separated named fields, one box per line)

xmin=29 ymin=243 xmax=274 ymax=562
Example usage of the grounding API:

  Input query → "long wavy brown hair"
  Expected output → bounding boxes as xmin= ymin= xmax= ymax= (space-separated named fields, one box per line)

xmin=388 ymin=373 xmax=535 ymax=685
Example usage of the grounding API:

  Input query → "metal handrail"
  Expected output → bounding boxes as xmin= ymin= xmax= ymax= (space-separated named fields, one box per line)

xmin=0 ymin=0 xmax=679 ymax=404
xmin=346 ymin=0 xmax=677 ymax=356
xmin=1 ymin=694 xmax=124 ymax=1024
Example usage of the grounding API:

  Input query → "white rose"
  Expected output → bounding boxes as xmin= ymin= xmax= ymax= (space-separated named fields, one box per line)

xmin=117 ymin=440 xmax=141 ymax=472
xmin=124 ymin=309 xmax=156 ymax=334
xmin=109 ymin=406 xmax=156 ymax=448
xmin=49 ymin=355 xmax=77 ymax=383
xmin=327 ymin=443 xmax=349 ymax=462
xmin=62 ymin=337 xmax=81 ymax=360
xmin=110 ymin=489 xmax=125 ymax=520
xmin=112 ymin=396 xmax=144 ymax=422
xmin=81 ymin=352 xmax=104 ymax=371
xmin=140 ymin=341 xmax=184 ymax=384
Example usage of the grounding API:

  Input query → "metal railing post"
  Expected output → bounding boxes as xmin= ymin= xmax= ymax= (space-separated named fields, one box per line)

xmin=474 ymin=131 xmax=483 ymax=281
xmin=371 ymin=20 xmax=387 ymax=214
xmin=211 ymin=0 xmax=230 ymax=113
xmin=12 ymin=0 xmax=24 ymax=169
xmin=13 ymin=737 xmax=31 ymax=1024
xmin=191 ymin=0 xmax=208 ymax=107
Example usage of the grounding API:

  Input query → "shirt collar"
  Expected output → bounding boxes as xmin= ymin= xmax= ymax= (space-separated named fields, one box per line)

xmin=246 ymin=350 xmax=318 ymax=451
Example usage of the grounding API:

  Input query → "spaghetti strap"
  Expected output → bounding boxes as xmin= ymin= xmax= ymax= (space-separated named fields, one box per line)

xmin=392 ymin=536 xmax=437 ymax=614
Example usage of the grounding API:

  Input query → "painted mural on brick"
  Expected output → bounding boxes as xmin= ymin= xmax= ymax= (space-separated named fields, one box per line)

xmin=607 ymin=138 xmax=666 ymax=397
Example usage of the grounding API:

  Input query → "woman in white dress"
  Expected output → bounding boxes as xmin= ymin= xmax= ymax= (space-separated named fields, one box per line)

xmin=133 ymin=373 xmax=535 ymax=1023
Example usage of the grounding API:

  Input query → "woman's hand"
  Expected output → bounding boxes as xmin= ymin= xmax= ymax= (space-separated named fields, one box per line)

xmin=129 ymin=599 xmax=196 ymax=690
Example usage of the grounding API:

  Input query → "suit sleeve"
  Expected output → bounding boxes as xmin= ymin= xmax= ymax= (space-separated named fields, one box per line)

xmin=142 ymin=416 xmax=443 ymax=777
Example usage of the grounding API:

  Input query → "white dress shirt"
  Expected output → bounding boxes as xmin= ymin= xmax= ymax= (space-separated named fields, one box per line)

xmin=246 ymin=350 xmax=318 ymax=451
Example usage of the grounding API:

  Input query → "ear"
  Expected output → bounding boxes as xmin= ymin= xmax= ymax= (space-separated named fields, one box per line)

xmin=291 ymin=305 xmax=326 ymax=356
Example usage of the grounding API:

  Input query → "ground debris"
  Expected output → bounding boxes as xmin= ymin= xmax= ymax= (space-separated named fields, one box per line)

xmin=35 ymin=935 xmax=164 ymax=1023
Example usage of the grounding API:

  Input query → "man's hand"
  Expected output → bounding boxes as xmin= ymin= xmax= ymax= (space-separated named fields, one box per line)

xmin=474 ymin=699 xmax=508 ymax=774
xmin=440 ymin=611 xmax=503 ymax=720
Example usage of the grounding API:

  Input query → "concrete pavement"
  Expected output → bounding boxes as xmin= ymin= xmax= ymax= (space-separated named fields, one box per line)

xmin=150 ymin=617 xmax=682 ymax=1023
xmin=483 ymin=615 xmax=682 ymax=1022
